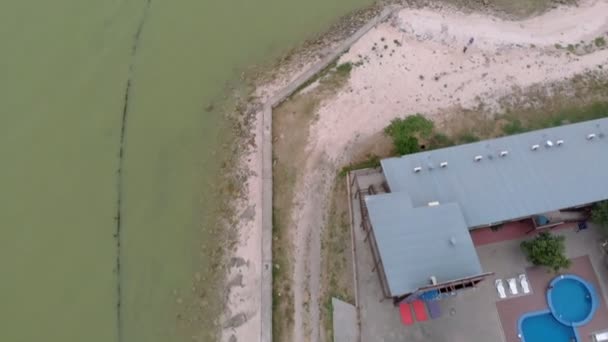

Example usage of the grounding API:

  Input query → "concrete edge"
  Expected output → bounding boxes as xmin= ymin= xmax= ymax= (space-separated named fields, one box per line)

xmin=260 ymin=6 xmax=398 ymax=342
xmin=346 ymin=172 xmax=362 ymax=342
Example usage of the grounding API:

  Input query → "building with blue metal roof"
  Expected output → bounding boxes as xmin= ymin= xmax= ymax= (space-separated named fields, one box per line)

xmin=362 ymin=118 xmax=608 ymax=301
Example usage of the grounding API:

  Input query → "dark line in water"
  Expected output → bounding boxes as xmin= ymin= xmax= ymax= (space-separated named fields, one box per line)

xmin=115 ymin=1 xmax=152 ymax=342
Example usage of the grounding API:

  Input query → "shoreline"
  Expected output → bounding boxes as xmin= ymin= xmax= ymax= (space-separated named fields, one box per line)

xmin=220 ymin=6 xmax=399 ymax=342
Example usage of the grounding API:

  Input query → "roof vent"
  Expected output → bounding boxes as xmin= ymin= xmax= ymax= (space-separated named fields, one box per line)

xmin=587 ymin=133 xmax=596 ymax=140
xmin=556 ymin=139 xmax=564 ymax=146
xmin=440 ymin=161 xmax=448 ymax=168
xmin=449 ymin=236 xmax=457 ymax=246
xmin=474 ymin=155 xmax=483 ymax=162
xmin=500 ymin=150 xmax=509 ymax=157
xmin=428 ymin=201 xmax=440 ymax=206
xmin=531 ymin=144 xmax=540 ymax=151
xmin=546 ymin=140 xmax=554 ymax=147
xmin=413 ymin=166 xmax=422 ymax=173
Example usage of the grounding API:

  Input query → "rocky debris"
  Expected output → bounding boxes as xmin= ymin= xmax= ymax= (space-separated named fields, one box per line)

xmin=230 ymin=256 xmax=248 ymax=268
xmin=224 ymin=312 xmax=248 ymax=329
xmin=226 ymin=274 xmax=244 ymax=291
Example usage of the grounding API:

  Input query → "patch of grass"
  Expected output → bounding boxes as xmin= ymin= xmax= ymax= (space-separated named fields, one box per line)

xmin=595 ymin=36 xmax=606 ymax=48
xmin=292 ymin=59 xmax=355 ymax=95
xmin=477 ymin=0 xmax=557 ymax=18
xmin=428 ymin=132 xmax=454 ymax=149
xmin=457 ymin=132 xmax=480 ymax=143
xmin=336 ymin=62 xmax=353 ymax=76
xmin=292 ymin=58 xmax=339 ymax=95
xmin=502 ymin=101 xmax=608 ymax=133
xmin=271 ymin=208 xmax=294 ymax=342
xmin=320 ymin=178 xmax=355 ymax=342
xmin=502 ymin=118 xmax=528 ymax=135
xmin=339 ymin=154 xmax=380 ymax=177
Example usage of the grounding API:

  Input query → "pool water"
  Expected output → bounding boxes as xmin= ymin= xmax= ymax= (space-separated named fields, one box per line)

xmin=519 ymin=274 xmax=599 ymax=342
xmin=520 ymin=312 xmax=577 ymax=342
xmin=549 ymin=275 xmax=596 ymax=325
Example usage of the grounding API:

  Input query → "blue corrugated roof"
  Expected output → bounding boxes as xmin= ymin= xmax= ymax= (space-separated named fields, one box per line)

xmin=365 ymin=195 xmax=482 ymax=296
xmin=381 ymin=118 xmax=608 ymax=228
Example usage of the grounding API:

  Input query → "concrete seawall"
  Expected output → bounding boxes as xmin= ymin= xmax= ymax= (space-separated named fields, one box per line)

xmin=259 ymin=6 xmax=397 ymax=342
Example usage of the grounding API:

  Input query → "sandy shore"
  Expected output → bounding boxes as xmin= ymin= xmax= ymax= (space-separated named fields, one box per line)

xmin=223 ymin=1 xmax=608 ymax=341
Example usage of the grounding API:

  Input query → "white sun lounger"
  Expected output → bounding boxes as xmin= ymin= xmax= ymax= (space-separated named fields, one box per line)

xmin=508 ymin=278 xmax=518 ymax=295
xmin=495 ymin=279 xmax=506 ymax=299
xmin=593 ymin=331 xmax=608 ymax=341
xmin=519 ymin=274 xmax=530 ymax=294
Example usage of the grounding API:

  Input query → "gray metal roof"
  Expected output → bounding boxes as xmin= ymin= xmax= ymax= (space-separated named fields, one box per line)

xmin=365 ymin=194 xmax=483 ymax=296
xmin=381 ymin=118 xmax=608 ymax=228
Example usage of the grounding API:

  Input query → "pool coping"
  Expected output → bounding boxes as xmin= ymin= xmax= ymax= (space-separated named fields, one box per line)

xmin=517 ymin=310 xmax=581 ymax=342
xmin=547 ymin=274 xmax=599 ymax=327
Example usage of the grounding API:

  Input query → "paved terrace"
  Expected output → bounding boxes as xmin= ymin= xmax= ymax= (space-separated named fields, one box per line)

xmin=349 ymin=168 xmax=608 ymax=342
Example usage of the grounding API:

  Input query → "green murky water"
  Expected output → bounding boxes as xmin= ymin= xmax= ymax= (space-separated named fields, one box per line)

xmin=0 ymin=0 xmax=371 ymax=341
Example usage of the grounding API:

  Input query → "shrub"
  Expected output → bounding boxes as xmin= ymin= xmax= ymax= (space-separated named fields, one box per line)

xmin=384 ymin=114 xmax=434 ymax=137
xmin=521 ymin=232 xmax=571 ymax=273
xmin=336 ymin=62 xmax=353 ymax=76
xmin=393 ymin=135 xmax=420 ymax=155
xmin=591 ymin=200 xmax=608 ymax=236
xmin=384 ymin=114 xmax=434 ymax=155
xmin=595 ymin=37 xmax=606 ymax=48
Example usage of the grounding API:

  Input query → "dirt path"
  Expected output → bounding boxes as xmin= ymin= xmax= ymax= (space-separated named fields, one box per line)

xmin=288 ymin=1 xmax=608 ymax=341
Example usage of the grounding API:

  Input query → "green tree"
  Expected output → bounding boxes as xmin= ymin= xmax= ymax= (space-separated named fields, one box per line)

xmin=384 ymin=114 xmax=434 ymax=155
xmin=591 ymin=200 xmax=608 ymax=236
xmin=521 ymin=232 xmax=571 ymax=273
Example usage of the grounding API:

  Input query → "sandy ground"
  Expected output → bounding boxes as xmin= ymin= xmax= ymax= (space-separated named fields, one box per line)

xmin=223 ymin=1 xmax=608 ymax=342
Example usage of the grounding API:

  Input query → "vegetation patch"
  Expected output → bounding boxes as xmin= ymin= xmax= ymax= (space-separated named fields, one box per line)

xmin=320 ymin=177 xmax=355 ymax=342
xmin=521 ymin=232 xmax=571 ymax=273
xmin=336 ymin=62 xmax=353 ymax=76
xmin=380 ymin=72 xmax=608 ymax=158
xmin=383 ymin=114 xmax=434 ymax=155
xmin=554 ymin=36 xmax=607 ymax=55
xmin=591 ymin=200 xmax=608 ymax=236
xmin=272 ymin=64 xmax=352 ymax=342
xmin=339 ymin=154 xmax=381 ymax=177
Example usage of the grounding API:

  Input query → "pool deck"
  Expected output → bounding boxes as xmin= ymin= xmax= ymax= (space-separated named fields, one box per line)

xmin=495 ymin=255 xmax=608 ymax=342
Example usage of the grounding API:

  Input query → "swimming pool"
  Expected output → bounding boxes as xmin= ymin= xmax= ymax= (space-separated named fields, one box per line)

xmin=519 ymin=311 xmax=577 ymax=342
xmin=548 ymin=274 xmax=598 ymax=326
xmin=518 ymin=274 xmax=599 ymax=342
